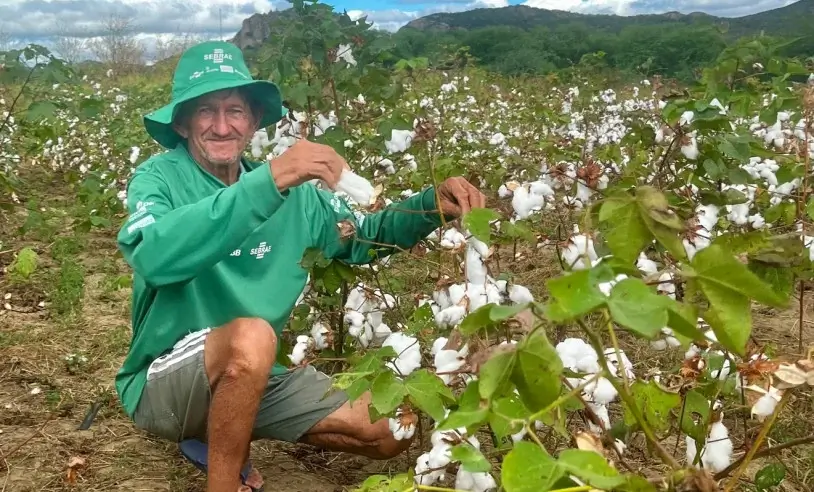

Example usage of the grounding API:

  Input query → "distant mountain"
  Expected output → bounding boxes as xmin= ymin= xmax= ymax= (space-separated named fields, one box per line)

xmin=232 ymin=9 xmax=298 ymax=50
xmin=399 ymin=0 xmax=814 ymax=38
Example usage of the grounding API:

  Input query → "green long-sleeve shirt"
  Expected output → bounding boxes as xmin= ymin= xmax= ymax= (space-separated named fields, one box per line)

xmin=115 ymin=143 xmax=444 ymax=417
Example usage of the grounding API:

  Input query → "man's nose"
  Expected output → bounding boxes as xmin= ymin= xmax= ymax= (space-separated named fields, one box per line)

xmin=211 ymin=110 xmax=231 ymax=136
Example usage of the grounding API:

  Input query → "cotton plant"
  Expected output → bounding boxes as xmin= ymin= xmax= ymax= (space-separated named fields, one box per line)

xmin=414 ymin=414 xmax=497 ymax=491
xmin=685 ymin=401 xmax=733 ymax=473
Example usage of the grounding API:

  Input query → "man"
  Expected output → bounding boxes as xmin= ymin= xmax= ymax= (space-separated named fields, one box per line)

xmin=116 ymin=40 xmax=485 ymax=492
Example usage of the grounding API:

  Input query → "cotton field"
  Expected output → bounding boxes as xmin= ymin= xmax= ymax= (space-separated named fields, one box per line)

xmin=2 ymin=43 xmax=814 ymax=491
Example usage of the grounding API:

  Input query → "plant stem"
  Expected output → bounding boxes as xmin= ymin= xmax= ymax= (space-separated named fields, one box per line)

xmin=578 ymin=319 xmax=680 ymax=469
xmin=528 ymin=373 xmax=601 ymax=422
xmin=714 ymin=434 xmax=814 ymax=480
xmin=722 ymin=391 xmax=791 ymax=492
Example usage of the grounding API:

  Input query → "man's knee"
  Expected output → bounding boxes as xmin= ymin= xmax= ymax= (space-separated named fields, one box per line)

xmin=205 ymin=317 xmax=277 ymax=386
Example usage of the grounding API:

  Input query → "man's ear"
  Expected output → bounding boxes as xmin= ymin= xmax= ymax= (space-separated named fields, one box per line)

xmin=173 ymin=120 xmax=189 ymax=139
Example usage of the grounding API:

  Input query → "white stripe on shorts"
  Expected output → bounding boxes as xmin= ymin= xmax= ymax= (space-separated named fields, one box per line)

xmin=146 ymin=328 xmax=211 ymax=380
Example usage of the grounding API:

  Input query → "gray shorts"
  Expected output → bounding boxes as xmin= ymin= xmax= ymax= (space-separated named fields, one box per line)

xmin=131 ymin=328 xmax=348 ymax=443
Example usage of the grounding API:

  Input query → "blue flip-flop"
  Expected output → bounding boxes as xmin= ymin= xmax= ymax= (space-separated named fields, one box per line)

xmin=179 ymin=439 xmax=264 ymax=491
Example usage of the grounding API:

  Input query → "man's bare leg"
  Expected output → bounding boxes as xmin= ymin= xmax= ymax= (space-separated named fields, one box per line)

xmin=203 ymin=317 xmax=277 ymax=492
xmin=299 ymin=392 xmax=413 ymax=459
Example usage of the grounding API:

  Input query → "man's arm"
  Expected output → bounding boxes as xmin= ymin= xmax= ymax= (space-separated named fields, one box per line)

xmin=117 ymin=165 xmax=288 ymax=287
xmin=310 ymin=186 xmax=450 ymax=264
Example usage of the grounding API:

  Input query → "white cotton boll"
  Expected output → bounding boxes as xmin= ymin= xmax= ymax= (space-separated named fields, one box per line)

xmin=752 ymin=392 xmax=779 ymax=421
xmin=468 ymin=235 xmax=491 ymax=259
xmin=529 ymin=180 xmax=554 ymax=198
xmin=588 ymin=403 xmax=611 ymax=432
xmin=289 ymin=335 xmax=311 ymax=365
xmin=428 ymin=442 xmax=452 ymax=469
xmin=591 ymin=377 xmax=618 ymax=404
xmin=466 ymin=248 xmax=488 ymax=285
xmin=485 ymin=284 xmax=502 ymax=305
xmin=650 ymin=339 xmax=668 ymax=351
xmin=466 ymin=284 xmax=489 ymax=312
xmin=666 ymin=336 xmax=681 ymax=348
xmin=449 ymin=283 xmax=467 ymax=306
xmin=561 ymin=233 xmax=598 ymax=270
xmin=129 ymin=146 xmax=140 ymax=164
xmin=433 ymin=289 xmax=453 ymax=310
xmin=702 ymin=422 xmax=733 ymax=472
xmin=414 ymin=453 xmax=444 ymax=486
xmin=508 ymin=284 xmax=534 ymax=304
xmin=384 ymin=332 xmax=421 ymax=366
xmin=344 ymin=310 xmax=365 ymax=327
xmin=384 ymin=129 xmax=415 ymax=154
xmin=604 ymin=349 xmax=635 ymax=379
xmin=637 ymin=253 xmax=658 ymax=276
xmin=498 ymin=184 xmax=512 ymax=198
xmin=310 ymin=322 xmax=330 ymax=350
xmin=455 ymin=469 xmax=497 ymax=492
xmin=681 ymin=137 xmax=699 ymax=160
xmin=335 ymin=169 xmax=375 ymax=205
xmin=511 ymin=186 xmax=545 ymax=219
xmin=431 ymin=337 xmax=448 ymax=356
xmin=373 ymin=322 xmax=392 ymax=340
xmin=575 ymin=354 xmax=600 ymax=374
xmin=345 ymin=288 xmax=366 ymax=311
xmin=435 ymin=305 xmax=467 ymax=328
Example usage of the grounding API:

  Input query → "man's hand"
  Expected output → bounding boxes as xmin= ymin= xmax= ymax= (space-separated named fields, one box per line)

xmin=269 ymin=139 xmax=350 ymax=192
xmin=436 ymin=177 xmax=486 ymax=218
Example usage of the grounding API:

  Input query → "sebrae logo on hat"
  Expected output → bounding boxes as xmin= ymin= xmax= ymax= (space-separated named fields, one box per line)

xmin=204 ymin=48 xmax=233 ymax=64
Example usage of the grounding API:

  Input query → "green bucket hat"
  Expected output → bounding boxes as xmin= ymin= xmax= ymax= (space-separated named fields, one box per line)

xmin=144 ymin=40 xmax=288 ymax=149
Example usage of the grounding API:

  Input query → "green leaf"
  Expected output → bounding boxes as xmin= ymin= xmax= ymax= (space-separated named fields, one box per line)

xmin=557 ymin=449 xmax=626 ymax=489
xmin=690 ymin=244 xmax=787 ymax=354
xmin=755 ymin=463 xmax=786 ymax=491
xmin=450 ymin=443 xmax=491 ymax=473
xmin=545 ymin=265 xmax=612 ymax=321
xmin=463 ymin=208 xmax=500 ymax=244
xmin=369 ymin=371 xmax=406 ymax=415
xmin=460 ymin=302 xmax=530 ymax=336
xmin=25 ymin=101 xmax=58 ymax=122
xmin=9 ymin=247 xmax=38 ymax=279
xmin=502 ymin=441 xmax=564 ymax=492
xmin=606 ymin=278 xmax=669 ymax=339
xmin=437 ymin=381 xmax=490 ymax=431
xmin=662 ymin=298 xmax=705 ymax=343
xmin=478 ymin=345 xmax=517 ymax=400
xmin=679 ymin=389 xmax=711 ymax=449
xmin=635 ymin=187 xmax=687 ymax=261
xmin=599 ymin=195 xmax=650 ymax=263
xmin=511 ymin=330 xmax=563 ymax=412
xmin=623 ymin=380 xmax=681 ymax=434
xmin=404 ymin=369 xmax=454 ymax=422
xmin=489 ymin=394 xmax=531 ymax=446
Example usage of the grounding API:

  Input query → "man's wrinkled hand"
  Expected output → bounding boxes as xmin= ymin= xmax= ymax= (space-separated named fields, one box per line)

xmin=436 ymin=177 xmax=486 ymax=218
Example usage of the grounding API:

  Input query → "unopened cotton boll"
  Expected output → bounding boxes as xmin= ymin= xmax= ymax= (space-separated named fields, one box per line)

xmin=335 ymin=169 xmax=375 ymax=206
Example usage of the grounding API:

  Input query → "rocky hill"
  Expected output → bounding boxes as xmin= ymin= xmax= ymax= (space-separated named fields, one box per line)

xmin=399 ymin=0 xmax=814 ymax=38
xmin=231 ymin=9 xmax=297 ymax=50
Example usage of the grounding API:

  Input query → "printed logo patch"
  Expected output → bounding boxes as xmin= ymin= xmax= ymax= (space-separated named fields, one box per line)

xmin=250 ymin=242 xmax=272 ymax=259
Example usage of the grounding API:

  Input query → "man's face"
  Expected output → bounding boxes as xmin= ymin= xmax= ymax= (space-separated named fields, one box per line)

xmin=175 ymin=89 xmax=257 ymax=169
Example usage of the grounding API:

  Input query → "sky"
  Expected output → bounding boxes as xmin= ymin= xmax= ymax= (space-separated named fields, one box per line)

xmin=0 ymin=0 xmax=800 ymax=59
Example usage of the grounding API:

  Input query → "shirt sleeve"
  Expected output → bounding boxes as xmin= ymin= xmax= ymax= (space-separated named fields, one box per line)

xmin=117 ymin=164 xmax=287 ymax=287
xmin=308 ymin=186 xmax=449 ymax=264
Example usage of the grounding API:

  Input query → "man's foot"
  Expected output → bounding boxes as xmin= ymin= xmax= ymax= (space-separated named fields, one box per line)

xmin=242 ymin=467 xmax=264 ymax=491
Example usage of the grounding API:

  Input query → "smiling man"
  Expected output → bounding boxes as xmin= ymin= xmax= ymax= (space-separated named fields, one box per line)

xmin=115 ymin=41 xmax=485 ymax=492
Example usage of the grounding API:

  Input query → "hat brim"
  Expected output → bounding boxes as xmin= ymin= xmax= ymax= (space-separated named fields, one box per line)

xmin=144 ymin=78 xmax=288 ymax=149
